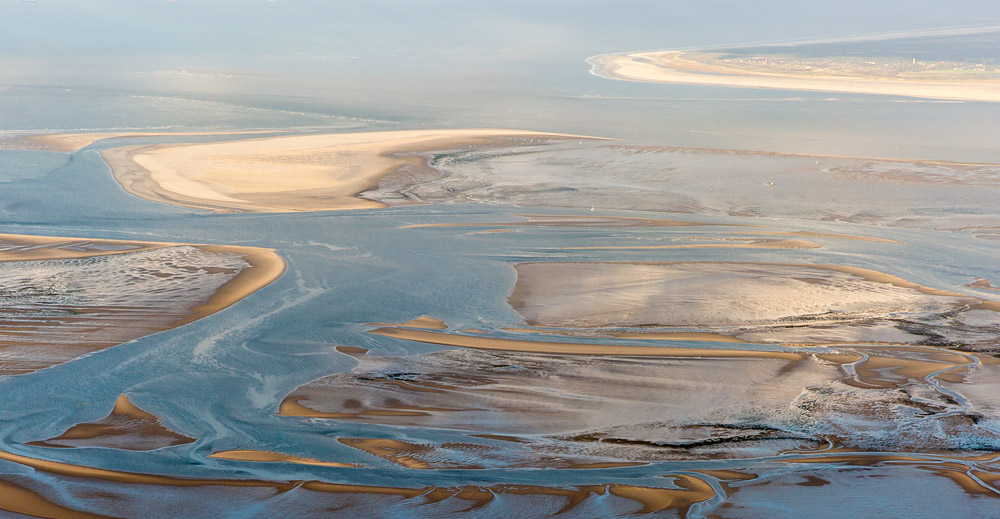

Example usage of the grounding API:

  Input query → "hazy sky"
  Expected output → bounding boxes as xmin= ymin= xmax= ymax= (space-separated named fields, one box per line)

xmin=5 ymin=0 xmax=1000 ymax=95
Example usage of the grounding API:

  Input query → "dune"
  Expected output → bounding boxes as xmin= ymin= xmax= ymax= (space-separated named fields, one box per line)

xmin=101 ymin=129 xmax=600 ymax=213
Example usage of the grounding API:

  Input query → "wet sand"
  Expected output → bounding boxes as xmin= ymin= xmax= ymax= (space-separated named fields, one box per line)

xmin=0 ymin=233 xmax=284 ymax=376
xmin=507 ymin=262 xmax=992 ymax=343
xmin=562 ymin=238 xmax=822 ymax=250
xmin=6 ymin=130 xmax=289 ymax=153
xmin=588 ymin=50 xmax=1000 ymax=102
xmin=403 ymin=213 xmax=750 ymax=229
xmin=29 ymin=395 xmax=194 ymax=451
xmin=369 ymin=326 xmax=804 ymax=361
xmin=0 ymin=442 xmax=717 ymax=517
xmin=101 ymin=130 xmax=599 ymax=213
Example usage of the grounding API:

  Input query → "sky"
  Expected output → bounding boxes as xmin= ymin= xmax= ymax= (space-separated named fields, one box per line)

xmin=5 ymin=0 xmax=1000 ymax=96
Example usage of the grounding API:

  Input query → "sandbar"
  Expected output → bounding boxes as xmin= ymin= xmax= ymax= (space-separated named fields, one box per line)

xmin=589 ymin=50 xmax=1000 ymax=102
xmin=368 ymin=326 xmax=803 ymax=362
xmin=209 ymin=450 xmax=358 ymax=468
xmin=29 ymin=395 xmax=194 ymax=451
xmin=0 ymin=233 xmax=284 ymax=375
xmin=6 ymin=130 xmax=288 ymax=153
xmin=101 ymin=129 xmax=600 ymax=213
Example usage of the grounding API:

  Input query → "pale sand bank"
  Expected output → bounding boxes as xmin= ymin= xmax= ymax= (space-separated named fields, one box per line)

xmin=102 ymin=129 xmax=600 ymax=213
xmin=209 ymin=450 xmax=358 ymax=468
xmin=6 ymin=130 xmax=288 ymax=153
xmin=509 ymin=261 xmax=982 ymax=332
xmin=589 ymin=50 xmax=1000 ymax=102
xmin=367 ymin=315 xmax=447 ymax=330
xmin=0 ymin=233 xmax=284 ymax=376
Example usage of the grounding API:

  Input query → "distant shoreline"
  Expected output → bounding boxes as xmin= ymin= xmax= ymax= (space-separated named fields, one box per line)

xmin=588 ymin=50 xmax=1000 ymax=102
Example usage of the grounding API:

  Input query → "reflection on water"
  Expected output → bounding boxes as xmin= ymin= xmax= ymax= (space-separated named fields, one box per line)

xmin=3 ymin=7 xmax=1000 ymax=516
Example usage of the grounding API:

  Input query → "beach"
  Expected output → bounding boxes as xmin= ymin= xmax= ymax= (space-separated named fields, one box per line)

xmin=589 ymin=50 xmax=1000 ymax=102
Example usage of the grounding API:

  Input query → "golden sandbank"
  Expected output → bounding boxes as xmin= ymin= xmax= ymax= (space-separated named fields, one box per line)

xmin=589 ymin=50 xmax=1000 ymax=102
xmin=101 ymin=129 xmax=599 ymax=213
xmin=209 ymin=450 xmax=358 ymax=468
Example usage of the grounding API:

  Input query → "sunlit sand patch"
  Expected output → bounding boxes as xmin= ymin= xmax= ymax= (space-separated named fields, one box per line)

xmin=731 ymin=230 xmax=902 ymax=244
xmin=508 ymin=261 xmax=1000 ymax=345
xmin=967 ymin=277 xmax=1000 ymax=291
xmin=504 ymin=327 xmax=744 ymax=343
xmin=588 ymin=49 xmax=1000 ymax=102
xmin=403 ymin=213 xmax=746 ymax=229
xmin=0 ymin=233 xmax=283 ymax=376
xmin=367 ymin=315 xmax=447 ymax=330
xmin=280 ymin=345 xmax=841 ymax=464
xmin=3 ymin=130 xmax=290 ymax=153
xmin=209 ymin=450 xmax=359 ymax=468
xmin=465 ymin=229 xmax=515 ymax=236
xmin=337 ymin=436 xmax=647 ymax=471
xmin=28 ymin=395 xmax=194 ymax=451
xmin=0 ymin=444 xmax=717 ymax=517
xmin=562 ymin=238 xmax=822 ymax=250
xmin=102 ymin=130 xmax=598 ymax=213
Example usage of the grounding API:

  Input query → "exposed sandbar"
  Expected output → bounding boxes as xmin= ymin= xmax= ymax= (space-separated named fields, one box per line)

xmin=209 ymin=450 xmax=358 ymax=468
xmin=29 ymin=395 xmax=194 ymax=451
xmin=7 ymin=130 xmax=288 ymax=153
xmin=562 ymin=238 xmax=822 ymax=250
xmin=403 ymin=213 xmax=750 ymax=229
xmin=368 ymin=327 xmax=803 ymax=361
xmin=589 ymin=50 xmax=1000 ymax=102
xmin=508 ymin=261 xmax=977 ymax=331
xmin=0 ymin=233 xmax=284 ymax=376
xmin=102 ymin=129 xmax=600 ymax=213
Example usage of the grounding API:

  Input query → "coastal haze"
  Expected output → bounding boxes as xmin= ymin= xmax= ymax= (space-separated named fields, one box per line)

xmin=2 ymin=1 xmax=1000 ymax=518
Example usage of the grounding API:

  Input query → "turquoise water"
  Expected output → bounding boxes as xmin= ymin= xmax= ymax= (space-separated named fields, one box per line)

xmin=3 ymin=4 xmax=1000 ymax=517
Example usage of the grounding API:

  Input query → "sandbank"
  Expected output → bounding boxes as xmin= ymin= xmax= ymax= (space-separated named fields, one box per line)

xmin=0 ymin=444 xmax=715 ymax=517
xmin=368 ymin=326 xmax=803 ymax=362
xmin=403 ymin=213 xmax=748 ymax=229
xmin=0 ymin=233 xmax=284 ymax=375
xmin=562 ymin=238 xmax=822 ymax=250
xmin=8 ymin=130 xmax=288 ymax=153
xmin=29 ymin=395 xmax=194 ymax=451
xmin=508 ymin=261 xmax=984 ymax=332
xmin=209 ymin=450 xmax=358 ymax=468
xmin=102 ymin=129 xmax=600 ymax=213
xmin=589 ymin=50 xmax=1000 ymax=102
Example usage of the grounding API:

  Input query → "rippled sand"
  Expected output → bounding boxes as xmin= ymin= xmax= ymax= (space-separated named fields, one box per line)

xmin=0 ymin=233 xmax=283 ymax=376
xmin=506 ymin=261 xmax=1000 ymax=345
xmin=101 ymin=130 xmax=598 ymax=213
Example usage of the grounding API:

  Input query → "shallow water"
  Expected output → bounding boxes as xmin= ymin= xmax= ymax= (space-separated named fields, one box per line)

xmin=4 ymin=4 xmax=1000 ymax=516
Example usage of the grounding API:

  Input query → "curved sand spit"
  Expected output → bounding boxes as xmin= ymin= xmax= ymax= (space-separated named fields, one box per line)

xmin=588 ymin=50 xmax=1000 ymax=102
xmin=101 ymin=129 xmax=601 ymax=213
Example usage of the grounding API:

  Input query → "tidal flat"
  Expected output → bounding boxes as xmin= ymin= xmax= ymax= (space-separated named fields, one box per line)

xmin=3 ymin=6 xmax=1000 ymax=517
